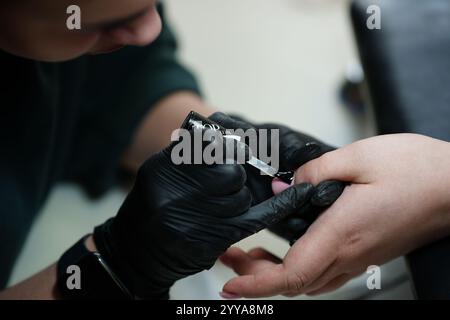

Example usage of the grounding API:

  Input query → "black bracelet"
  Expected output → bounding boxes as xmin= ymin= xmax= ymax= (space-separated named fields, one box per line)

xmin=57 ymin=235 xmax=133 ymax=300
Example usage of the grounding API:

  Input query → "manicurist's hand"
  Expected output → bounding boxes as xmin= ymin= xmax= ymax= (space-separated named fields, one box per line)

xmin=93 ymin=129 xmax=315 ymax=299
xmin=220 ymin=134 xmax=450 ymax=298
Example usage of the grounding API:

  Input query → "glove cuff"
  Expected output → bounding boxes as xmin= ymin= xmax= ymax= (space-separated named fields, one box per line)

xmin=93 ymin=218 xmax=170 ymax=300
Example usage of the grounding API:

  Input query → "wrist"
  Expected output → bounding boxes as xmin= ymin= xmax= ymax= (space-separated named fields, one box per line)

xmin=57 ymin=234 xmax=133 ymax=299
xmin=93 ymin=218 xmax=171 ymax=299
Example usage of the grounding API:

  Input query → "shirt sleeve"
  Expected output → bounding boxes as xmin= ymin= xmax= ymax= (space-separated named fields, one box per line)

xmin=64 ymin=4 xmax=202 ymax=197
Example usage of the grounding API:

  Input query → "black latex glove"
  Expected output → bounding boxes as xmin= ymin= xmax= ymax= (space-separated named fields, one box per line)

xmin=209 ymin=112 xmax=345 ymax=244
xmin=93 ymin=133 xmax=315 ymax=299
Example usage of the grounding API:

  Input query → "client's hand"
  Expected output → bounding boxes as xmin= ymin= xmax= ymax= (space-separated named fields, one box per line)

xmin=220 ymin=134 xmax=450 ymax=298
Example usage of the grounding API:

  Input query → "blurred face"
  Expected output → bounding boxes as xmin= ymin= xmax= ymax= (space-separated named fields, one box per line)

xmin=0 ymin=0 xmax=162 ymax=62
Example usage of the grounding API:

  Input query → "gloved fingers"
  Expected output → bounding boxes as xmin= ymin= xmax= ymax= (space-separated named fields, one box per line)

xmin=272 ymin=179 xmax=346 ymax=214
xmin=207 ymin=116 xmax=334 ymax=172
xmin=269 ymin=217 xmax=310 ymax=243
xmin=282 ymin=142 xmax=326 ymax=171
xmin=266 ymin=125 xmax=335 ymax=170
xmin=270 ymin=179 xmax=345 ymax=243
xmin=203 ymin=186 xmax=252 ymax=218
xmin=238 ymin=183 xmax=314 ymax=235
xmin=311 ymin=180 xmax=346 ymax=207
xmin=282 ymin=182 xmax=345 ymax=245
xmin=176 ymin=163 xmax=247 ymax=196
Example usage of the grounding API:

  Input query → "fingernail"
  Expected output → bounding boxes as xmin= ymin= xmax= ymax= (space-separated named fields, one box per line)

xmin=272 ymin=178 xmax=291 ymax=194
xmin=220 ymin=291 xmax=242 ymax=299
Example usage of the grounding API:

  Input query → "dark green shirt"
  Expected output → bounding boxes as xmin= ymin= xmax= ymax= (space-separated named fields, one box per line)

xmin=0 ymin=7 xmax=200 ymax=288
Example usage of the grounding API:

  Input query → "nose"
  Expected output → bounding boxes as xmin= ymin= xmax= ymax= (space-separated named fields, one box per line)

xmin=107 ymin=7 xmax=162 ymax=47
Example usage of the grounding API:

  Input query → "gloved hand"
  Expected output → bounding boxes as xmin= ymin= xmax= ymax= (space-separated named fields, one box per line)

xmin=209 ymin=112 xmax=345 ymax=244
xmin=93 ymin=131 xmax=315 ymax=299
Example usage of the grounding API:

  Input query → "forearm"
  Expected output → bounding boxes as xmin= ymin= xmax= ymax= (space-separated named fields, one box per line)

xmin=0 ymin=92 xmax=214 ymax=299
xmin=0 ymin=236 xmax=97 ymax=300
xmin=0 ymin=264 xmax=60 ymax=300
xmin=122 ymin=91 xmax=217 ymax=172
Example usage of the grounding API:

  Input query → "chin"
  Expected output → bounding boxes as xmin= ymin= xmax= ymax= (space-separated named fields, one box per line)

xmin=89 ymin=45 xmax=125 ymax=55
xmin=0 ymin=47 xmax=87 ymax=63
xmin=3 ymin=36 xmax=101 ymax=62
xmin=33 ymin=50 xmax=95 ymax=63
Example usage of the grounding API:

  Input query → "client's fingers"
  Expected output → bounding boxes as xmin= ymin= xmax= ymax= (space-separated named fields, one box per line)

xmin=247 ymin=247 xmax=282 ymax=264
xmin=220 ymin=247 xmax=280 ymax=276
xmin=222 ymin=264 xmax=290 ymax=298
xmin=222 ymin=212 xmax=342 ymax=298
xmin=294 ymin=146 xmax=364 ymax=185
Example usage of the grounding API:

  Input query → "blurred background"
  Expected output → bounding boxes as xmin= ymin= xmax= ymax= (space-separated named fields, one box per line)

xmin=8 ymin=0 xmax=413 ymax=299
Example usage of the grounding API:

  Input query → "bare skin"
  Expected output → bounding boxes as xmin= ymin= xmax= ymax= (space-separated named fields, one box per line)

xmin=0 ymin=0 xmax=162 ymax=62
xmin=0 ymin=0 xmax=216 ymax=299
xmin=122 ymin=91 xmax=216 ymax=172
xmin=220 ymin=134 xmax=450 ymax=298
